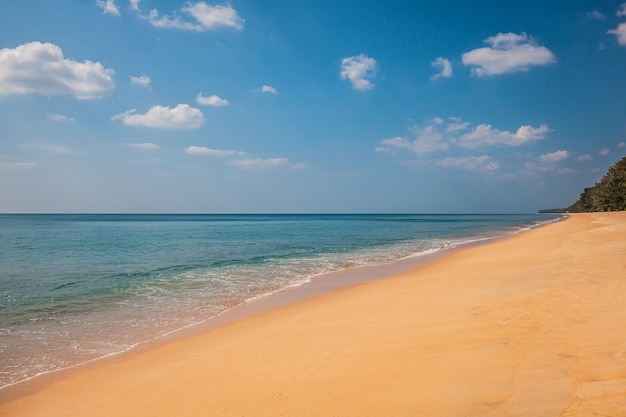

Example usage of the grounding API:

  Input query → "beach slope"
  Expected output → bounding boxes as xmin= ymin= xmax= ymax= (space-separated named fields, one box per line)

xmin=2 ymin=212 xmax=626 ymax=416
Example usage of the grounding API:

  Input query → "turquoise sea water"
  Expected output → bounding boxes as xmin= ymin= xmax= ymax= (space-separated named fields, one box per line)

xmin=0 ymin=213 xmax=560 ymax=389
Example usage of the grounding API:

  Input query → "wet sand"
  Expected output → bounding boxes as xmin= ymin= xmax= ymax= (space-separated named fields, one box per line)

xmin=1 ymin=212 xmax=625 ymax=416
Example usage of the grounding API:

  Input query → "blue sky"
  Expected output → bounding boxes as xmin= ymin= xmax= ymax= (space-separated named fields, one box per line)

xmin=1 ymin=1 xmax=626 ymax=213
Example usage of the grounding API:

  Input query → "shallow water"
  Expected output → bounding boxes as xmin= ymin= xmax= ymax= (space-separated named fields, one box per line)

xmin=0 ymin=213 xmax=560 ymax=388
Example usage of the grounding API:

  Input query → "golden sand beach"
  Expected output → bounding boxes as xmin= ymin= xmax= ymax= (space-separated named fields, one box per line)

xmin=1 ymin=212 xmax=625 ymax=416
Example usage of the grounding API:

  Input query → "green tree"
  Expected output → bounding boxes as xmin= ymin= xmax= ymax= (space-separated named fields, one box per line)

xmin=568 ymin=154 xmax=626 ymax=212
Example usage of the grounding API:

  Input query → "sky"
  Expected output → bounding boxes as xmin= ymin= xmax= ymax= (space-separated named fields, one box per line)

xmin=1 ymin=1 xmax=626 ymax=213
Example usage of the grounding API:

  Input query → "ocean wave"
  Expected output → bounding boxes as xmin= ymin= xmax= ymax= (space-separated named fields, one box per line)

xmin=0 ymin=213 xmax=558 ymax=390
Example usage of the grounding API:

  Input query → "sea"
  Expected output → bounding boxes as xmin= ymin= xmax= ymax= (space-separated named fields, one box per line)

xmin=0 ymin=213 xmax=562 ymax=390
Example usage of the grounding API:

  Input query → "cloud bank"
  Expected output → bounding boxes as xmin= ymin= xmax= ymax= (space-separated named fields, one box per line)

xmin=0 ymin=42 xmax=115 ymax=99
xmin=378 ymin=117 xmax=553 ymax=173
xmin=459 ymin=123 xmax=550 ymax=149
xmin=378 ymin=117 xmax=550 ymax=156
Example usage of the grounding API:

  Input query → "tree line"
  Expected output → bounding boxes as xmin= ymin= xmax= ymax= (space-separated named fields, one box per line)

xmin=567 ymin=154 xmax=626 ymax=212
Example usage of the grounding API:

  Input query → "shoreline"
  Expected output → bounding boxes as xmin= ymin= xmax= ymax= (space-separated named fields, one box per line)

xmin=0 ymin=214 xmax=561 ymax=396
xmin=0 ymin=215 xmax=563 ymax=399
xmin=5 ymin=213 xmax=624 ymax=416
xmin=158 ymin=213 xmax=564 ymax=340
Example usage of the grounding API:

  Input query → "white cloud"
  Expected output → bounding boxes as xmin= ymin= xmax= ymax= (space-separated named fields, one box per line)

xmin=112 ymin=104 xmax=205 ymax=129
xmin=97 ymin=0 xmax=120 ymax=16
xmin=185 ymin=147 xmax=304 ymax=170
xmin=23 ymin=143 xmax=78 ymax=155
xmin=462 ymin=33 xmax=556 ymax=76
xmin=184 ymin=146 xmax=241 ymax=157
xmin=577 ymin=154 xmax=593 ymax=162
xmin=430 ymin=57 xmax=452 ymax=80
xmin=340 ymin=54 xmax=378 ymax=91
xmin=539 ymin=150 xmax=569 ymax=163
xmin=131 ymin=75 xmax=151 ymax=88
xmin=0 ymin=42 xmax=115 ymax=100
xmin=445 ymin=117 xmax=469 ymax=133
xmin=148 ymin=2 xmax=244 ymax=31
xmin=524 ymin=163 xmax=547 ymax=173
xmin=514 ymin=124 xmax=552 ymax=142
xmin=599 ymin=148 xmax=610 ymax=156
xmin=0 ymin=162 xmax=37 ymax=170
xmin=377 ymin=137 xmax=406 ymax=153
xmin=130 ymin=0 xmax=140 ymax=11
xmin=380 ymin=122 xmax=449 ymax=156
xmin=557 ymin=168 xmax=575 ymax=175
xmin=124 ymin=142 xmax=160 ymax=150
xmin=438 ymin=155 xmax=500 ymax=172
xmin=378 ymin=117 xmax=550 ymax=156
xmin=260 ymin=85 xmax=278 ymax=95
xmin=608 ymin=23 xmax=626 ymax=46
xmin=525 ymin=150 xmax=570 ymax=173
xmin=618 ymin=142 xmax=626 ymax=148
xmin=184 ymin=2 xmax=244 ymax=30
xmin=231 ymin=158 xmax=305 ymax=169
xmin=587 ymin=10 xmax=606 ymax=20
xmin=47 ymin=113 xmax=75 ymax=122
xmin=148 ymin=9 xmax=196 ymax=30
xmin=196 ymin=93 xmax=230 ymax=106
xmin=459 ymin=123 xmax=550 ymax=149
xmin=607 ymin=3 xmax=626 ymax=46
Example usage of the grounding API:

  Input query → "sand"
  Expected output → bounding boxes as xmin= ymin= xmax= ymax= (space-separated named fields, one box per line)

xmin=1 ymin=212 xmax=625 ymax=416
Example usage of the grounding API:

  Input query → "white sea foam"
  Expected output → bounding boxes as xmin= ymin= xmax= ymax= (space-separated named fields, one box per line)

xmin=0 ymin=213 xmax=562 ymax=390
